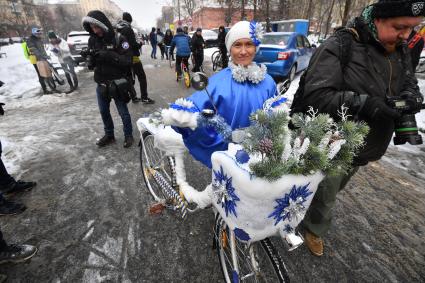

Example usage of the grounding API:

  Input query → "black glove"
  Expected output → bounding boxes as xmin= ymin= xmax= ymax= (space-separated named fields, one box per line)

xmin=0 ymin=103 xmax=5 ymax=116
xmin=360 ymin=96 xmax=401 ymax=121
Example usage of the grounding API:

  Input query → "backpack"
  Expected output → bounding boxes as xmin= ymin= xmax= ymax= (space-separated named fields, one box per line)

xmin=290 ymin=28 xmax=355 ymax=114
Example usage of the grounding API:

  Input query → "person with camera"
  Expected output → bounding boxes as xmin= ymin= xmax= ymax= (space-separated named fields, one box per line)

xmin=116 ymin=12 xmax=154 ymax=104
xmin=290 ymin=0 xmax=424 ymax=257
xmin=82 ymin=10 xmax=135 ymax=148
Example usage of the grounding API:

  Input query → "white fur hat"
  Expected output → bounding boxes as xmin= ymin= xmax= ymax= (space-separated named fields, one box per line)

xmin=225 ymin=21 xmax=264 ymax=52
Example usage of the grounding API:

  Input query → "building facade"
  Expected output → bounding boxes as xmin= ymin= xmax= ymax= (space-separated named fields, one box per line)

xmin=0 ymin=0 xmax=41 ymax=37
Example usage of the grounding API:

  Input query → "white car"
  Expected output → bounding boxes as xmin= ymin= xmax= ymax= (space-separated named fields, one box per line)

xmin=67 ymin=31 xmax=90 ymax=63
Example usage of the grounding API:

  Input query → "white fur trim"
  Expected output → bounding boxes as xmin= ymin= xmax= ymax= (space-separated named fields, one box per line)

xmin=82 ymin=16 xmax=109 ymax=32
xmin=161 ymin=108 xmax=199 ymax=130
xmin=229 ymin=62 xmax=267 ymax=84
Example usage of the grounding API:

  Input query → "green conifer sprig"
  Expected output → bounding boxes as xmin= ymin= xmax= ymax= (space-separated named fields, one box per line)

xmin=242 ymin=107 xmax=369 ymax=181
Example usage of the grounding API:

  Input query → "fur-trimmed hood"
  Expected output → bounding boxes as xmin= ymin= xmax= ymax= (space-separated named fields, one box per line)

xmin=82 ymin=10 xmax=114 ymax=39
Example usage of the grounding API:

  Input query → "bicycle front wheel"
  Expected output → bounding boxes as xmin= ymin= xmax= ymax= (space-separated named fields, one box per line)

xmin=214 ymin=216 xmax=290 ymax=283
xmin=140 ymin=131 xmax=174 ymax=202
xmin=213 ymin=54 xmax=222 ymax=72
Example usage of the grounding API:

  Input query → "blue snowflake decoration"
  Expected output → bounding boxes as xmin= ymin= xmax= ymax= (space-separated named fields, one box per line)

xmin=268 ymin=183 xmax=313 ymax=226
xmin=235 ymin=149 xmax=250 ymax=164
xmin=212 ymin=166 xmax=240 ymax=217
xmin=284 ymin=224 xmax=293 ymax=234
xmin=271 ymin=97 xmax=287 ymax=108
xmin=249 ymin=21 xmax=264 ymax=46
xmin=234 ymin=228 xmax=251 ymax=241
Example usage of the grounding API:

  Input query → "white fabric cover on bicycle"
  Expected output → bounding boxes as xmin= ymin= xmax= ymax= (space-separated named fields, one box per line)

xmin=154 ymin=126 xmax=186 ymax=155
xmin=209 ymin=143 xmax=324 ymax=243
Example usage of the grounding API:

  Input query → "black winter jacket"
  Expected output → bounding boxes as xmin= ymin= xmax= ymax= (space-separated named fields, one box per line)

xmin=217 ymin=30 xmax=226 ymax=49
xmin=294 ymin=17 xmax=421 ymax=166
xmin=26 ymin=35 xmax=48 ymax=61
xmin=163 ymin=32 xmax=173 ymax=46
xmin=82 ymin=10 xmax=133 ymax=84
xmin=116 ymin=20 xmax=141 ymax=56
xmin=191 ymin=34 xmax=205 ymax=54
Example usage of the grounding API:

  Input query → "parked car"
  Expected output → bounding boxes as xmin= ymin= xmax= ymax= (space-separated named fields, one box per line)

xmin=67 ymin=31 xmax=90 ymax=64
xmin=254 ymin=32 xmax=314 ymax=82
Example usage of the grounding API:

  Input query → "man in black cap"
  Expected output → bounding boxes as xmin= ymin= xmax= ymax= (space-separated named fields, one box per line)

xmin=82 ymin=10 xmax=135 ymax=148
xmin=291 ymin=0 xmax=424 ymax=256
xmin=117 ymin=12 xmax=154 ymax=104
xmin=190 ymin=27 xmax=205 ymax=72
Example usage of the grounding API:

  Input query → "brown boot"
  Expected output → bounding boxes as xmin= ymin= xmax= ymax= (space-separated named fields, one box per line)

xmin=305 ymin=231 xmax=324 ymax=256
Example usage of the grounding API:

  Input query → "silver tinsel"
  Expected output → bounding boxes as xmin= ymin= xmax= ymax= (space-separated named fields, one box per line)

xmin=229 ymin=62 xmax=267 ymax=84
xmin=282 ymin=196 xmax=305 ymax=222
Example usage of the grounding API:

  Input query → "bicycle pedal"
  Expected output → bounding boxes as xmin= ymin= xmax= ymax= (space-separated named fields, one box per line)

xmin=149 ymin=202 xmax=166 ymax=215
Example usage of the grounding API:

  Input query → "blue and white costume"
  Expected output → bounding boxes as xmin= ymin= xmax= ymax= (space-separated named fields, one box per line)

xmin=172 ymin=63 xmax=276 ymax=168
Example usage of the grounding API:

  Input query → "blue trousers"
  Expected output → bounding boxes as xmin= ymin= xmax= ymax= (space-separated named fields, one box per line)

xmin=96 ymin=86 xmax=133 ymax=138
xmin=151 ymin=43 xmax=157 ymax=58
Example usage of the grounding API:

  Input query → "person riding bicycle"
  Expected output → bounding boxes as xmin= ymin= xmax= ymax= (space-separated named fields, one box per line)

xmin=191 ymin=27 xmax=205 ymax=72
xmin=170 ymin=27 xmax=191 ymax=80
xmin=47 ymin=31 xmax=78 ymax=93
xmin=163 ymin=21 xmax=276 ymax=168
xmin=163 ymin=29 xmax=174 ymax=60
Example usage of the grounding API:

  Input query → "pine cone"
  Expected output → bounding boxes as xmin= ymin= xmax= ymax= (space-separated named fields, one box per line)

xmin=258 ymin=138 xmax=273 ymax=154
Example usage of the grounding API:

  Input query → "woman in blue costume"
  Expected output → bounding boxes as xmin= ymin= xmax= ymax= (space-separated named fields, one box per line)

xmin=163 ymin=21 xmax=277 ymax=168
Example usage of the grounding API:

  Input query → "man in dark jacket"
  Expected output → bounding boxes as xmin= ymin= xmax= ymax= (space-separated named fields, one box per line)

xmin=117 ymin=12 xmax=154 ymax=104
xmin=292 ymin=0 xmax=424 ymax=256
xmin=170 ymin=27 xmax=191 ymax=78
xmin=191 ymin=27 xmax=205 ymax=72
xmin=217 ymin=26 xmax=228 ymax=68
xmin=149 ymin=27 xmax=157 ymax=59
xmin=82 ymin=10 xmax=135 ymax=148
xmin=163 ymin=29 xmax=174 ymax=60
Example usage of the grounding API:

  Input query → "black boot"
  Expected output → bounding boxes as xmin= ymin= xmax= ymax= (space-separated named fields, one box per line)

xmin=0 ymin=197 xmax=26 ymax=216
xmin=96 ymin=135 xmax=115 ymax=147
xmin=2 ymin=180 xmax=36 ymax=196
xmin=0 ymin=244 xmax=37 ymax=264
xmin=123 ymin=136 xmax=134 ymax=148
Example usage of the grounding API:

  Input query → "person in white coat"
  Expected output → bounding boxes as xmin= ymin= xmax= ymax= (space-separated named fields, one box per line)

xmin=47 ymin=31 xmax=78 ymax=91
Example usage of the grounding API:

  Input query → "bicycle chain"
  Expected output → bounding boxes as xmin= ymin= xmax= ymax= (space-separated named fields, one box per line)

xmin=151 ymin=169 xmax=188 ymax=219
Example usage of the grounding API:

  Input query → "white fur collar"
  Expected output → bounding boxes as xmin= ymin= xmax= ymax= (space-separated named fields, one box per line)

xmin=229 ymin=62 xmax=267 ymax=84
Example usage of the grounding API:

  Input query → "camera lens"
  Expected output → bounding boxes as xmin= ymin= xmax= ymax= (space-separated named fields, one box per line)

xmin=393 ymin=114 xmax=423 ymax=145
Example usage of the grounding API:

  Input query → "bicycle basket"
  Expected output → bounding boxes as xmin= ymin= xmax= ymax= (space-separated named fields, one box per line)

xmin=209 ymin=143 xmax=324 ymax=243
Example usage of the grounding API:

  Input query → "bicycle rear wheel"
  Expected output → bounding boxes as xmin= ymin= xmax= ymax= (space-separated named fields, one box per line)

xmin=52 ymin=67 xmax=66 ymax=85
xmin=140 ymin=131 xmax=174 ymax=201
xmin=215 ymin=216 xmax=290 ymax=283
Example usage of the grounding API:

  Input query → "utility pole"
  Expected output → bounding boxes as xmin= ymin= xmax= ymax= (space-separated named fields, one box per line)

xmin=178 ymin=0 xmax=181 ymax=22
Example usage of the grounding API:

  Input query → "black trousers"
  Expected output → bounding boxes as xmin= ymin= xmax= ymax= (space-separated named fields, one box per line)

xmin=131 ymin=61 xmax=149 ymax=99
xmin=32 ymin=64 xmax=47 ymax=91
xmin=0 ymin=141 xmax=14 ymax=189
xmin=192 ymin=50 xmax=204 ymax=72
xmin=220 ymin=46 xmax=228 ymax=68
xmin=158 ymin=43 xmax=165 ymax=58
xmin=176 ymin=56 xmax=190 ymax=76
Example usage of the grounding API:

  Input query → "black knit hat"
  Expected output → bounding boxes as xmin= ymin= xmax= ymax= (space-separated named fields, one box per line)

xmin=373 ymin=0 xmax=425 ymax=18
xmin=47 ymin=30 xmax=57 ymax=39
xmin=123 ymin=12 xmax=132 ymax=23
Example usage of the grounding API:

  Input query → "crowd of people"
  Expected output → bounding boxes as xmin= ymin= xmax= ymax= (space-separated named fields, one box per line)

xmin=0 ymin=0 xmax=424 ymax=279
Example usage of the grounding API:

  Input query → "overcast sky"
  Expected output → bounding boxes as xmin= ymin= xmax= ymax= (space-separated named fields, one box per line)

xmin=112 ymin=0 xmax=170 ymax=30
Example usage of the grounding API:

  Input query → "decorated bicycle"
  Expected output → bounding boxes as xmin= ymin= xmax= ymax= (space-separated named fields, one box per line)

xmin=137 ymin=21 xmax=369 ymax=282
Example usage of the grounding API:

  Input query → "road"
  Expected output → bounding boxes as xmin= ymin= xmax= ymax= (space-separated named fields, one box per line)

xmin=0 ymin=46 xmax=424 ymax=282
